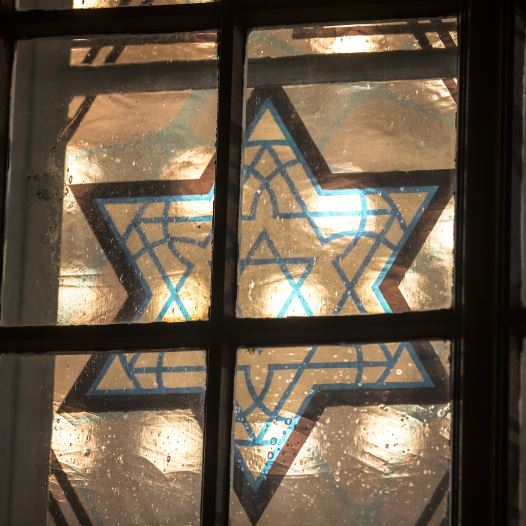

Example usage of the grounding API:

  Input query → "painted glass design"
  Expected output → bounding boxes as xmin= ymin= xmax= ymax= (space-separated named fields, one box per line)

xmin=48 ymin=350 xmax=206 ymax=524
xmin=0 ymin=351 xmax=206 ymax=524
xmin=17 ymin=0 xmax=214 ymax=11
xmin=2 ymin=33 xmax=217 ymax=326
xmin=237 ymin=20 xmax=457 ymax=318
xmin=230 ymin=342 xmax=450 ymax=525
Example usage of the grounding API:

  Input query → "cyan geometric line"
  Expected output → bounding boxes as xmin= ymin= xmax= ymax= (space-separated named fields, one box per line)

xmin=234 ymin=342 xmax=433 ymax=490
xmin=240 ymin=99 xmax=438 ymax=315
xmin=332 ymin=187 xmax=437 ymax=314
xmin=240 ymin=230 xmax=317 ymax=316
xmin=96 ymin=189 xmax=214 ymax=322
xmin=88 ymin=352 xmax=206 ymax=396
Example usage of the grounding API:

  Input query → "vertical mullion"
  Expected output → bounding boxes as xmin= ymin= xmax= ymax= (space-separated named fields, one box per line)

xmin=457 ymin=1 xmax=515 ymax=524
xmin=203 ymin=2 xmax=246 ymax=525
xmin=508 ymin=4 xmax=525 ymax=523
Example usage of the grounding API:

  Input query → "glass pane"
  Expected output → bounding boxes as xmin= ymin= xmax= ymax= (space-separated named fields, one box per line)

xmin=237 ymin=19 xmax=458 ymax=318
xmin=0 ymin=350 xmax=206 ymax=525
xmin=247 ymin=19 xmax=458 ymax=58
xmin=3 ymin=33 xmax=218 ymax=326
xmin=230 ymin=341 xmax=450 ymax=525
xmin=17 ymin=0 xmax=215 ymax=11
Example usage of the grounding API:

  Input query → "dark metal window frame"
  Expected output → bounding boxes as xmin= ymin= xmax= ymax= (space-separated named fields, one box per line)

xmin=0 ymin=0 xmax=521 ymax=524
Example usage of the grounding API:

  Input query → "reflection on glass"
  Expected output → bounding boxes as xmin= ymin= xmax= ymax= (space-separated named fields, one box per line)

xmin=68 ymin=33 xmax=218 ymax=66
xmin=3 ymin=33 xmax=217 ymax=326
xmin=17 ymin=0 xmax=214 ymax=11
xmin=230 ymin=342 xmax=450 ymax=525
xmin=237 ymin=20 xmax=458 ymax=318
xmin=49 ymin=350 xmax=206 ymax=525
xmin=247 ymin=19 xmax=458 ymax=58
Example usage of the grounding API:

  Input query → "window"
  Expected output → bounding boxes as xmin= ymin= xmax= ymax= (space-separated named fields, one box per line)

xmin=0 ymin=1 xmax=520 ymax=525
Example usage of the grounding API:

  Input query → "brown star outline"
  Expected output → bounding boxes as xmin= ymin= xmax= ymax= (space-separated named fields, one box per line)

xmin=56 ymin=87 xmax=453 ymax=525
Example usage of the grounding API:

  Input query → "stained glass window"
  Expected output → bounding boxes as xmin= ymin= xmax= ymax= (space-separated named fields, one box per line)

xmin=2 ymin=33 xmax=218 ymax=326
xmin=0 ymin=0 xmax=520 ymax=524
xmin=230 ymin=341 xmax=450 ymax=524
xmin=0 ymin=9 xmax=466 ymax=526
xmin=237 ymin=20 xmax=457 ymax=318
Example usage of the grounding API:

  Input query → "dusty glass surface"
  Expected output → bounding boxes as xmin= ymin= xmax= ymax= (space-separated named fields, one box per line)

xmin=17 ymin=0 xmax=214 ymax=11
xmin=237 ymin=19 xmax=458 ymax=318
xmin=0 ymin=350 xmax=206 ymax=525
xmin=230 ymin=341 xmax=450 ymax=525
xmin=3 ymin=33 xmax=217 ymax=326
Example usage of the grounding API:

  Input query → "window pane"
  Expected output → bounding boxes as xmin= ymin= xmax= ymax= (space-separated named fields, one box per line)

xmin=237 ymin=19 xmax=458 ymax=318
xmin=0 ymin=350 xmax=206 ymax=524
xmin=17 ymin=0 xmax=215 ymax=11
xmin=230 ymin=341 xmax=450 ymax=525
xmin=2 ymin=33 xmax=218 ymax=326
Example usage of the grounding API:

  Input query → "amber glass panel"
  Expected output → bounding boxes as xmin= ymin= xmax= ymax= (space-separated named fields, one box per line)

xmin=17 ymin=0 xmax=214 ymax=11
xmin=0 ymin=350 xmax=206 ymax=525
xmin=237 ymin=19 xmax=458 ymax=318
xmin=2 ymin=33 xmax=217 ymax=326
xmin=230 ymin=342 xmax=450 ymax=525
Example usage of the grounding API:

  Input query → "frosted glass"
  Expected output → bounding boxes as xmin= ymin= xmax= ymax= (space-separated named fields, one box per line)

xmin=0 ymin=350 xmax=206 ymax=525
xmin=2 ymin=33 xmax=217 ymax=326
xmin=230 ymin=342 xmax=450 ymax=525
xmin=49 ymin=350 xmax=206 ymax=525
xmin=237 ymin=20 xmax=457 ymax=319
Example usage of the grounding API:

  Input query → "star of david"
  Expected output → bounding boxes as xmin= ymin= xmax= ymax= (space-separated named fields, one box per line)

xmin=238 ymin=88 xmax=453 ymax=317
xmin=69 ymin=162 xmax=215 ymax=323
xmin=60 ymin=87 xmax=453 ymax=525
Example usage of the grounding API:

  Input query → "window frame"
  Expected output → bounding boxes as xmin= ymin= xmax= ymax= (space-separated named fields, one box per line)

xmin=0 ymin=0 xmax=520 ymax=524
